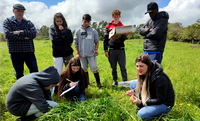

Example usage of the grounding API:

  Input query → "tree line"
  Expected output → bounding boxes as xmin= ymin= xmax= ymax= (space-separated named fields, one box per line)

xmin=0 ymin=19 xmax=200 ymax=43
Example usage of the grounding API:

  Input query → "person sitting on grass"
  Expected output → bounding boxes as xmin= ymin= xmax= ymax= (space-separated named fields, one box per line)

xmin=126 ymin=54 xmax=175 ymax=120
xmin=58 ymin=57 xmax=89 ymax=102
xmin=6 ymin=66 xmax=60 ymax=121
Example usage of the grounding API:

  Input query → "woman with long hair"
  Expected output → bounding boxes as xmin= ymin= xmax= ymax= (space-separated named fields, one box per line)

xmin=58 ymin=57 xmax=89 ymax=102
xmin=126 ymin=54 xmax=175 ymax=120
xmin=49 ymin=12 xmax=74 ymax=94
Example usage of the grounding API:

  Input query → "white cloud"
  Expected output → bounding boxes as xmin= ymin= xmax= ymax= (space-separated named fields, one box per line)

xmin=161 ymin=0 xmax=200 ymax=26
xmin=0 ymin=0 xmax=200 ymax=33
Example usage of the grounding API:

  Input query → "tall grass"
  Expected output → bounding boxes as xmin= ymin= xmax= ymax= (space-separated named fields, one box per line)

xmin=0 ymin=39 xmax=200 ymax=121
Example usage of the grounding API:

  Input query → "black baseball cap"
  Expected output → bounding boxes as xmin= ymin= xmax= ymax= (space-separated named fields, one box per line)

xmin=145 ymin=2 xmax=158 ymax=14
xmin=13 ymin=4 xmax=26 ymax=10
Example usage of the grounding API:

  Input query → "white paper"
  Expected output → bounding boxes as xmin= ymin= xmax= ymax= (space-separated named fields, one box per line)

xmin=60 ymin=80 xmax=79 ymax=96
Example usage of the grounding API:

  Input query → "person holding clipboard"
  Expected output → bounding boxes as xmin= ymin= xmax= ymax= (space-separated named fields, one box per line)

xmin=58 ymin=57 xmax=89 ymax=102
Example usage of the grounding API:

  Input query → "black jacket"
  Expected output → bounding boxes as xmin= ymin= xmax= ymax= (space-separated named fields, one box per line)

xmin=103 ymin=21 xmax=127 ymax=51
xmin=140 ymin=11 xmax=169 ymax=52
xmin=49 ymin=27 xmax=73 ymax=57
xmin=137 ymin=61 xmax=175 ymax=109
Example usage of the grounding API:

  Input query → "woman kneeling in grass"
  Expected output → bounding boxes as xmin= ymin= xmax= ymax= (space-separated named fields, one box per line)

xmin=58 ymin=57 xmax=89 ymax=102
xmin=126 ymin=54 xmax=175 ymax=120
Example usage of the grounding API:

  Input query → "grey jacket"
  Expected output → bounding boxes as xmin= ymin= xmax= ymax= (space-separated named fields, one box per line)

xmin=140 ymin=11 xmax=169 ymax=52
xmin=6 ymin=66 xmax=60 ymax=116
xmin=74 ymin=26 xmax=99 ymax=57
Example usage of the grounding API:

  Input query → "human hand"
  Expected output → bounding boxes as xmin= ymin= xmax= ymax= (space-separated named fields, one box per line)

xmin=59 ymin=25 xmax=64 ymax=30
xmin=126 ymin=90 xmax=134 ymax=96
xmin=76 ymin=53 xmax=81 ymax=59
xmin=13 ymin=31 xmax=20 ymax=34
xmin=130 ymin=95 xmax=141 ymax=104
xmin=145 ymin=26 xmax=149 ymax=29
xmin=25 ymin=37 xmax=30 ymax=39
xmin=149 ymin=28 xmax=153 ymax=32
xmin=94 ymin=50 xmax=98 ymax=56
xmin=69 ymin=82 xmax=76 ymax=87
xmin=124 ymin=32 xmax=131 ymax=36
xmin=105 ymin=51 xmax=109 ymax=58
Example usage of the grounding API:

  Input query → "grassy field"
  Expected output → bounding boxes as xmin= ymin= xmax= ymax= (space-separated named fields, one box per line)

xmin=0 ymin=39 xmax=200 ymax=121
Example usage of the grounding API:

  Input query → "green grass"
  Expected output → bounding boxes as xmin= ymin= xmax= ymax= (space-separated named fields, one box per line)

xmin=0 ymin=39 xmax=200 ymax=121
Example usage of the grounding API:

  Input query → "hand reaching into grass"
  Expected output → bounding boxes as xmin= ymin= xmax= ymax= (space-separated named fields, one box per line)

xmin=126 ymin=90 xmax=134 ymax=96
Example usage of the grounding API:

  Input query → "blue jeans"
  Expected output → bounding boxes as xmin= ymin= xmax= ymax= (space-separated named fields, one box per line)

xmin=63 ymin=86 xmax=86 ymax=102
xmin=130 ymin=79 xmax=137 ymax=90
xmin=129 ymin=80 xmax=172 ymax=120
xmin=138 ymin=104 xmax=172 ymax=120
xmin=10 ymin=52 xmax=38 ymax=79
xmin=143 ymin=52 xmax=163 ymax=64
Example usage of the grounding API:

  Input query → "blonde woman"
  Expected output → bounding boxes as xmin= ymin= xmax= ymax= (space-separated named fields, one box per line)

xmin=126 ymin=54 xmax=175 ymax=120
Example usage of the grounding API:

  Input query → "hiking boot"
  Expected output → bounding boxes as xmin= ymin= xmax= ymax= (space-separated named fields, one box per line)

xmin=97 ymin=84 xmax=104 ymax=89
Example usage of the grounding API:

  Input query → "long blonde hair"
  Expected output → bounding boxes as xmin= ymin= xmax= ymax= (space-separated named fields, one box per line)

xmin=135 ymin=54 xmax=152 ymax=105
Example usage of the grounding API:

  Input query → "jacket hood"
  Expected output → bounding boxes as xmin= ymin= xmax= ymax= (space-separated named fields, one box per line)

xmin=33 ymin=66 xmax=60 ymax=87
xmin=150 ymin=60 xmax=163 ymax=81
xmin=80 ymin=25 xmax=91 ymax=29
xmin=154 ymin=11 xmax=169 ymax=20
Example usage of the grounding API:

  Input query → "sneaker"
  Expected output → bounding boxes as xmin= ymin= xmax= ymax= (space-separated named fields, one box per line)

xmin=112 ymin=81 xmax=118 ymax=87
xmin=97 ymin=84 xmax=104 ymax=89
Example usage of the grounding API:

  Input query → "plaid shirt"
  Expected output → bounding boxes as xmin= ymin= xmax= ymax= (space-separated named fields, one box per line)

xmin=3 ymin=16 xmax=37 ymax=53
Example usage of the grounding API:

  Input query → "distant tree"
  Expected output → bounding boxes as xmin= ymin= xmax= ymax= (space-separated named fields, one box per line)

xmin=167 ymin=22 xmax=184 ymax=41
xmin=35 ymin=25 xmax=50 ymax=40
xmin=0 ymin=33 xmax=6 ymax=42
xmin=91 ymin=21 xmax=107 ymax=40
xmin=182 ymin=23 xmax=200 ymax=43
xmin=196 ymin=18 xmax=200 ymax=24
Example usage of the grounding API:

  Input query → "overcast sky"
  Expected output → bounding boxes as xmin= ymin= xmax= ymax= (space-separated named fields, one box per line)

xmin=0 ymin=0 xmax=200 ymax=32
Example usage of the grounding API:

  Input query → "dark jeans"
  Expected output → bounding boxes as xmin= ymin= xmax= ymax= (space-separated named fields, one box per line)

xmin=10 ymin=52 xmax=38 ymax=79
xmin=63 ymin=86 xmax=86 ymax=102
xmin=108 ymin=49 xmax=127 ymax=81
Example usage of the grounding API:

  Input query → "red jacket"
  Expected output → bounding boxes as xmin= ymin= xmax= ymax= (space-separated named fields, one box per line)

xmin=103 ymin=20 xmax=127 ymax=51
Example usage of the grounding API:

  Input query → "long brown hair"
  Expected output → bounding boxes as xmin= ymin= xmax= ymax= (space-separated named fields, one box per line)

xmin=58 ymin=57 xmax=88 ymax=100
xmin=135 ymin=54 xmax=152 ymax=105
xmin=53 ymin=12 xmax=68 ymax=32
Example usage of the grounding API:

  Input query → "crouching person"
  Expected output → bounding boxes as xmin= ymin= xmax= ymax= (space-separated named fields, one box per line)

xmin=126 ymin=54 xmax=175 ymax=120
xmin=6 ymin=66 xmax=60 ymax=121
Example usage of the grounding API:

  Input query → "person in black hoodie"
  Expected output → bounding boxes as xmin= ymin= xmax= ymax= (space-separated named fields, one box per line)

xmin=58 ymin=57 xmax=89 ymax=102
xmin=6 ymin=66 xmax=60 ymax=121
xmin=49 ymin=12 xmax=74 ymax=75
xmin=126 ymin=54 xmax=175 ymax=120
xmin=49 ymin=12 xmax=74 ymax=94
xmin=140 ymin=2 xmax=169 ymax=64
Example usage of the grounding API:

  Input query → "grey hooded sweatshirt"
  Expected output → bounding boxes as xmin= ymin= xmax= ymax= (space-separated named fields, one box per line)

xmin=6 ymin=66 xmax=60 ymax=116
xmin=140 ymin=11 xmax=169 ymax=52
xmin=74 ymin=26 xmax=99 ymax=57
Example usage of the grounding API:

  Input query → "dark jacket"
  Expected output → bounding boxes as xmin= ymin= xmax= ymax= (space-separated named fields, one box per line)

xmin=3 ymin=16 xmax=37 ymax=53
xmin=6 ymin=66 xmax=60 ymax=116
xmin=63 ymin=71 xmax=85 ymax=93
xmin=103 ymin=20 xmax=127 ymax=51
xmin=140 ymin=11 xmax=169 ymax=52
xmin=137 ymin=61 xmax=175 ymax=109
xmin=49 ymin=27 xmax=73 ymax=57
